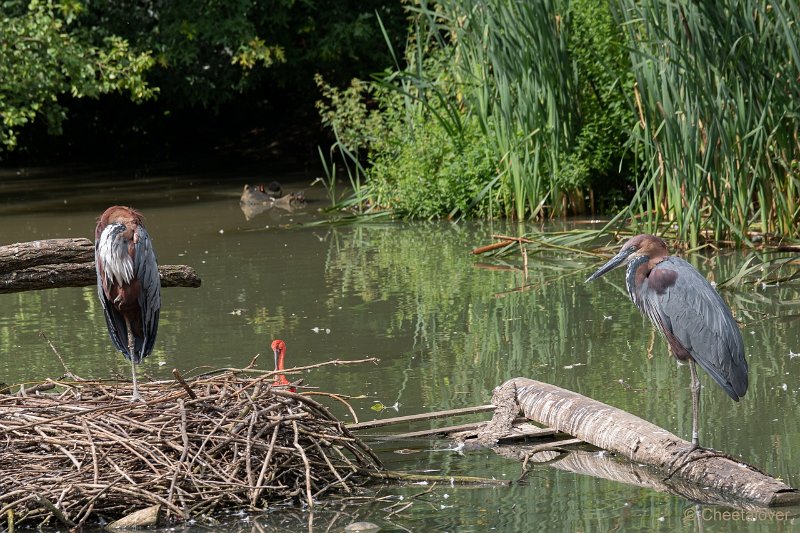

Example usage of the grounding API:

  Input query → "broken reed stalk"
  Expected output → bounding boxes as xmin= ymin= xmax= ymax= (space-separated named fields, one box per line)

xmin=0 ymin=371 xmax=382 ymax=529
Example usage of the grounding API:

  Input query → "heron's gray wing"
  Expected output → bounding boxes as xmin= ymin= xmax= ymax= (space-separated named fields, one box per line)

xmin=134 ymin=226 xmax=161 ymax=359
xmin=641 ymin=257 xmax=747 ymax=401
xmin=95 ymin=240 xmax=130 ymax=357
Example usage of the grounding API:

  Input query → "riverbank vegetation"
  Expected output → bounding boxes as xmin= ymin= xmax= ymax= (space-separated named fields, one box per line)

xmin=0 ymin=0 xmax=407 ymax=163
xmin=317 ymin=1 xmax=800 ymax=245
xmin=2 ymin=1 xmax=798 ymax=245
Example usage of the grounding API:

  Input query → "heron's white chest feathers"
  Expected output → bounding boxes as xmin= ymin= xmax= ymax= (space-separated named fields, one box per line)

xmin=98 ymin=224 xmax=134 ymax=286
xmin=625 ymin=260 xmax=639 ymax=305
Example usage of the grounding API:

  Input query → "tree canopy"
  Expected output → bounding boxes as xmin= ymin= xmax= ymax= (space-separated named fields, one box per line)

xmin=0 ymin=0 xmax=407 ymax=157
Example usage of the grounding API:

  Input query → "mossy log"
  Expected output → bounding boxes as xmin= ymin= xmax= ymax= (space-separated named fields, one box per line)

xmin=487 ymin=378 xmax=799 ymax=507
xmin=0 ymin=238 xmax=200 ymax=293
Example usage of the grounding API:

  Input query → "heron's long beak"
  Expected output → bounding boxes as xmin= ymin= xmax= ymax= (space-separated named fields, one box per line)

xmin=585 ymin=247 xmax=634 ymax=282
xmin=273 ymin=348 xmax=280 ymax=371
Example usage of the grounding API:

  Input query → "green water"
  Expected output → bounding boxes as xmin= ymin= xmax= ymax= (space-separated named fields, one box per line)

xmin=1 ymin=168 xmax=798 ymax=531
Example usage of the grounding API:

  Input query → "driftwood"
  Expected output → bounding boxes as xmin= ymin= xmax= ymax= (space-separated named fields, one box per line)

xmin=346 ymin=404 xmax=496 ymax=431
xmin=486 ymin=378 xmax=800 ymax=507
xmin=0 ymin=238 xmax=200 ymax=293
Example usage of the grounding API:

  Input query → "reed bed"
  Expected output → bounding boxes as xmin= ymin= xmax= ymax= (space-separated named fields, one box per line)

xmin=614 ymin=0 xmax=800 ymax=245
xmin=319 ymin=1 xmax=800 ymax=244
xmin=0 ymin=370 xmax=382 ymax=529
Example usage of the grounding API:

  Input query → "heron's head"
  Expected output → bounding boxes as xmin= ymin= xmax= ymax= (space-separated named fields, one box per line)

xmin=585 ymin=234 xmax=669 ymax=282
xmin=271 ymin=339 xmax=286 ymax=369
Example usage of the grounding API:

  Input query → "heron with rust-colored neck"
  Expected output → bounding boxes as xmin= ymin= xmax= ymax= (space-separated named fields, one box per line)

xmin=586 ymin=234 xmax=747 ymax=451
xmin=95 ymin=206 xmax=161 ymax=402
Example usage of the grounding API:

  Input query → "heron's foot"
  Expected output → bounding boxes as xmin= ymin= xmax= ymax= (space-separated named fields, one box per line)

xmin=664 ymin=444 xmax=728 ymax=480
xmin=129 ymin=391 xmax=145 ymax=403
xmin=664 ymin=443 xmax=702 ymax=479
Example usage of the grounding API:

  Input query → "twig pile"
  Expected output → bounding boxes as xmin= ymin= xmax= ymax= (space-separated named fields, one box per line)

xmin=0 ymin=370 xmax=382 ymax=529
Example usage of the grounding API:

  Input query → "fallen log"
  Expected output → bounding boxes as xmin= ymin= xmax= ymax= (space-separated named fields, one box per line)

xmin=0 ymin=238 xmax=94 ymax=271
xmin=486 ymin=378 xmax=800 ymax=507
xmin=0 ymin=238 xmax=200 ymax=293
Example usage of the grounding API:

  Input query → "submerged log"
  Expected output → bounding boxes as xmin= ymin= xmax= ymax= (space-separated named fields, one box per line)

xmin=488 ymin=378 xmax=800 ymax=507
xmin=0 ymin=238 xmax=200 ymax=293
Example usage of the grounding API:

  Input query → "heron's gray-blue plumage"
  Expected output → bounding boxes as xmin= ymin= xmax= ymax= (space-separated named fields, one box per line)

xmin=586 ymin=233 xmax=747 ymax=449
xmin=634 ymin=257 xmax=747 ymax=401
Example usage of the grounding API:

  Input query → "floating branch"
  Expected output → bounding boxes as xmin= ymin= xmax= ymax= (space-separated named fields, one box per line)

xmin=471 ymin=231 xmax=607 ymax=258
xmin=0 ymin=238 xmax=200 ymax=293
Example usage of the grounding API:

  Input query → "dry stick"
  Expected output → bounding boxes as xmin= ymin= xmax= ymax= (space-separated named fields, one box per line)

xmin=189 ymin=357 xmax=380 ymax=380
xmin=172 ymin=369 xmax=197 ymax=400
xmin=34 ymin=494 xmax=75 ymax=528
xmin=385 ymin=502 xmax=413 ymax=519
xmin=491 ymin=234 xmax=535 ymax=244
xmin=471 ymin=240 xmax=515 ymax=255
xmin=292 ymin=420 xmax=314 ymax=509
xmin=491 ymin=234 xmax=607 ymax=257
xmin=3 ymin=371 xmax=385 ymax=527
xmin=311 ymin=439 xmax=352 ymax=495
xmin=74 ymin=480 xmax=119 ymax=527
xmin=347 ymin=404 xmax=496 ymax=431
xmin=359 ymin=469 xmax=510 ymax=486
xmin=303 ymin=392 xmax=360 ymax=424
xmin=33 ymin=427 xmax=82 ymax=470
xmin=245 ymin=407 xmax=257 ymax=501
xmin=38 ymin=331 xmax=79 ymax=380
xmin=251 ymin=424 xmax=281 ymax=508
xmin=275 ymin=389 xmax=383 ymax=469
xmin=1 ymin=401 xmax=142 ymax=433
xmin=81 ymin=419 xmax=100 ymax=485
xmin=383 ymin=483 xmax=437 ymax=518
xmin=245 ymin=353 xmax=260 ymax=369
xmin=166 ymin=399 xmax=191 ymax=519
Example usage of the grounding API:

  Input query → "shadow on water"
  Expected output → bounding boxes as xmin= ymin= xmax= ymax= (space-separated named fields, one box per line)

xmin=0 ymin=170 xmax=798 ymax=531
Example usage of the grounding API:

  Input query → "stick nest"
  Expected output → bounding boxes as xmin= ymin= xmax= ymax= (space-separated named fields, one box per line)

xmin=0 ymin=371 xmax=382 ymax=529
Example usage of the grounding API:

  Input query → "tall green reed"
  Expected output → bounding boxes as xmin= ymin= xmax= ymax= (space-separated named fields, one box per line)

xmin=432 ymin=0 xmax=579 ymax=219
xmin=613 ymin=0 xmax=800 ymax=246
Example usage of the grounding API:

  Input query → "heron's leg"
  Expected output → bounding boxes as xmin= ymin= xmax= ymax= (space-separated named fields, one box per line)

xmin=123 ymin=317 xmax=144 ymax=402
xmin=689 ymin=360 xmax=701 ymax=449
xmin=664 ymin=360 xmax=703 ymax=479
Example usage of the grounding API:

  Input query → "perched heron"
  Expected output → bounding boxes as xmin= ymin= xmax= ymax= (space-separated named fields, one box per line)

xmin=271 ymin=339 xmax=295 ymax=392
xmin=586 ymin=234 xmax=747 ymax=449
xmin=95 ymin=206 xmax=160 ymax=402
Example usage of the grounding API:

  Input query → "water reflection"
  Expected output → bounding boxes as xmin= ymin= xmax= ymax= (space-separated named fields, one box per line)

xmin=0 ymin=173 xmax=798 ymax=531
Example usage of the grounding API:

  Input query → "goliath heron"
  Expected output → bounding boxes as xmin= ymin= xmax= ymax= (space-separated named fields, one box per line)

xmin=586 ymin=234 xmax=747 ymax=449
xmin=271 ymin=339 xmax=295 ymax=392
xmin=95 ymin=206 xmax=160 ymax=401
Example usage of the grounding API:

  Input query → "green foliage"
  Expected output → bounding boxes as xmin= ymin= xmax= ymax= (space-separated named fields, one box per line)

xmin=318 ymin=0 xmax=638 ymax=220
xmin=80 ymin=0 xmax=406 ymax=110
xmin=316 ymin=44 xmax=499 ymax=219
xmin=2 ymin=0 xmax=407 ymax=153
xmin=82 ymin=0 xmax=286 ymax=109
xmin=315 ymin=74 xmax=385 ymax=153
xmin=560 ymin=0 xmax=637 ymax=192
xmin=613 ymin=0 xmax=800 ymax=244
xmin=317 ymin=0 xmax=800 ymax=242
xmin=367 ymin=113 xmax=496 ymax=219
xmin=0 ymin=0 xmax=156 ymax=150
